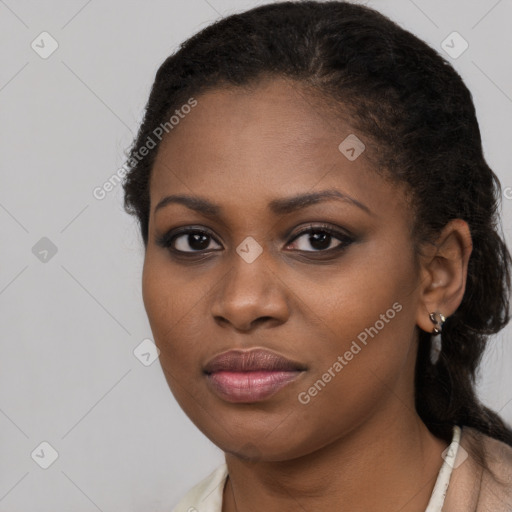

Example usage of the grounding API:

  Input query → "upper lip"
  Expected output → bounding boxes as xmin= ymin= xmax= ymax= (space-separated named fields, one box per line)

xmin=203 ymin=348 xmax=306 ymax=374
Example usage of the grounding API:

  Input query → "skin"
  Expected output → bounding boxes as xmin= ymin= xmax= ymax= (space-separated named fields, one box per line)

xmin=142 ymin=77 xmax=473 ymax=512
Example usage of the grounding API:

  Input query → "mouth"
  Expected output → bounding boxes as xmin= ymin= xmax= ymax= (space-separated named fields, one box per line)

xmin=203 ymin=348 xmax=306 ymax=403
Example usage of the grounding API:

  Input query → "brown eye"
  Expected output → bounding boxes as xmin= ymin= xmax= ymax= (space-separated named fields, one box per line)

xmin=156 ymin=228 xmax=222 ymax=253
xmin=286 ymin=224 xmax=354 ymax=253
xmin=174 ymin=232 xmax=220 ymax=252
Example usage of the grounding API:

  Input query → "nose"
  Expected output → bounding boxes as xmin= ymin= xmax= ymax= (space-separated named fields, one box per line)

xmin=210 ymin=251 xmax=290 ymax=332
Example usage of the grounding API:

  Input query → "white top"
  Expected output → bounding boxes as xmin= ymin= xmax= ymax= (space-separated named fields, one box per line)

xmin=172 ymin=426 xmax=462 ymax=512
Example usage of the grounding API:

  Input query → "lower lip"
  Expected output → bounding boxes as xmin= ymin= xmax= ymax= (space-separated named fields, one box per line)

xmin=205 ymin=370 xmax=303 ymax=403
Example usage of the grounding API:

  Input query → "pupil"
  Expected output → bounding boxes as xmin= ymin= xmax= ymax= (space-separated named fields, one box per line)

xmin=310 ymin=232 xmax=330 ymax=250
xmin=190 ymin=233 xmax=209 ymax=250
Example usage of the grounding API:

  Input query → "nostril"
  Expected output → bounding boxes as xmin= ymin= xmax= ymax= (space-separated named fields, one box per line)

xmin=213 ymin=316 xmax=230 ymax=326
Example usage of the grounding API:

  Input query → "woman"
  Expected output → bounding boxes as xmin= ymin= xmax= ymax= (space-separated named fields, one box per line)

xmin=122 ymin=1 xmax=512 ymax=510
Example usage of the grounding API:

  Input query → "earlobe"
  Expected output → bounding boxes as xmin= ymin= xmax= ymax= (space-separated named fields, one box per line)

xmin=415 ymin=219 xmax=473 ymax=333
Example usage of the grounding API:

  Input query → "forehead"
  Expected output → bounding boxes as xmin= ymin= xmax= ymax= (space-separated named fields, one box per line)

xmin=149 ymin=78 xmax=406 ymax=222
xmin=154 ymin=77 xmax=343 ymax=164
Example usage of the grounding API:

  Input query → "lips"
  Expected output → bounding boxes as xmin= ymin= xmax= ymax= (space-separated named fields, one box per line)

xmin=204 ymin=348 xmax=306 ymax=373
xmin=203 ymin=348 xmax=306 ymax=403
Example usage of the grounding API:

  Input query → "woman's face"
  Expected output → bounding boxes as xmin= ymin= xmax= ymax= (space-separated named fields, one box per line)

xmin=142 ymin=77 xmax=426 ymax=461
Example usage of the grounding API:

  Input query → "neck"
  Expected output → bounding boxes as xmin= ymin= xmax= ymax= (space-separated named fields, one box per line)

xmin=222 ymin=407 xmax=449 ymax=512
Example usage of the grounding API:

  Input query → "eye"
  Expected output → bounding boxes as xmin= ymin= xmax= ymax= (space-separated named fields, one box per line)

xmin=285 ymin=224 xmax=354 ymax=253
xmin=155 ymin=223 xmax=354 ymax=257
xmin=155 ymin=228 xmax=222 ymax=254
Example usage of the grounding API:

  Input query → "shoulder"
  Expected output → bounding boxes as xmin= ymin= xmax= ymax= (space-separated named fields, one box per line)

xmin=468 ymin=427 xmax=512 ymax=508
xmin=444 ymin=426 xmax=512 ymax=511
xmin=171 ymin=463 xmax=228 ymax=512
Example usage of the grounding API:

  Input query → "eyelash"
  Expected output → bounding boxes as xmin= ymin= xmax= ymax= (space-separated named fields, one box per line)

xmin=155 ymin=223 xmax=354 ymax=258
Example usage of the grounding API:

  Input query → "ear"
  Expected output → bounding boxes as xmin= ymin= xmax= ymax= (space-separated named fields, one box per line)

xmin=415 ymin=219 xmax=473 ymax=333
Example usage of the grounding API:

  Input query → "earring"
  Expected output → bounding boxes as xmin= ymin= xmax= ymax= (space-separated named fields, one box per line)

xmin=429 ymin=312 xmax=446 ymax=335
xmin=429 ymin=312 xmax=446 ymax=365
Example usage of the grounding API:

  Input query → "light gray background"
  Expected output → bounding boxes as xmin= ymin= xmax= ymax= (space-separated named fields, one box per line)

xmin=1 ymin=0 xmax=511 ymax=510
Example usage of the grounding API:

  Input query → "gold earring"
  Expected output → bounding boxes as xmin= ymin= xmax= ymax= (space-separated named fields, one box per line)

xmin=429 ymin=312 xmax=446 ymax=335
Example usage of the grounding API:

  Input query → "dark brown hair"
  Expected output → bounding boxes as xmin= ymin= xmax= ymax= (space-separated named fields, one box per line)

xmin=123 ymin=1 xmax=512 ymax=447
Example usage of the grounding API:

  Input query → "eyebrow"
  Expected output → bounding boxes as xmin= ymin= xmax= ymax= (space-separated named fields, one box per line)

xmin=153 ymin=189 xmax=373 ymax=217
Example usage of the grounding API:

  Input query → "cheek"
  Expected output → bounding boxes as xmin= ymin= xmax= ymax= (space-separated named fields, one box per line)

xmin=302 ymin=241 xmax=419 ymax=382
xmin=142 ymin=259 xmax=174 ymax=336
xmin=142 ymin=257 xmax=211 ymax=418
xmin=142 ymin=255 xmax=192 ymax=357
xmin=142 ymin=251 xmax=198 ymax=332
xmin=141 ymin=252 xmax=215 ymax=376
xmin=293 ymin=289 xmax=417 ymax=451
